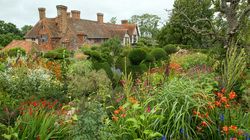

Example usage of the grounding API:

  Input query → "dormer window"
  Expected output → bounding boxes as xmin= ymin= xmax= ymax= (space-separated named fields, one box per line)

xmin=40 ymin=34 xmax=48 ymax=43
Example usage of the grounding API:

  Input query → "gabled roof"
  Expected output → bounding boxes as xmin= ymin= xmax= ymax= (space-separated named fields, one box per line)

xmin=25 ymin=18 xmax=137 ymax=39
xmin=3 ymin=40 xmax=39 ymax=53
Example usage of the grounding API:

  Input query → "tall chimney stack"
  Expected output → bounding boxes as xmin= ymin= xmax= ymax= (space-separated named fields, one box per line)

xmin=97 ymin=13 xmax=104 ymax=24
xmin=56 ymin=5 xmax=68 ymax=33
xmin=121 ymin=20 xmax=128 ymax=24
xmin=38 ymin=8 xmax=46 ymax=20
xmin=71 ymin=10 xmax=80 ymax=20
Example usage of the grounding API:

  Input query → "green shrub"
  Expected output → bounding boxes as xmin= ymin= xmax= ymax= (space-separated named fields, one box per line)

xmin=101 ymin=37 xmax=122 ymax=56
xmin=43 ymin=47 xmax=70 ymax=59
xmin=150 ymin=48 xmax=167 ymax=61
xmin=115 ymin=56 xmax=130 ymax=72
xmin=0 ymin=67 xmax=65 ymax=101
xmin=128 ymin=63 xmax=147 ymax=77
xmin=128 ymin=48 xmax=147 ymax=65
xmin=7 ymin=47 xmax=26 ymax=57
xmin=72 ymin=100 xmax=110 ymax=139
xmin=93 ymin=62 xmax=113 ymax=80
xmin=171 ymin=52 xmax=209 ymax=70
xmin=179 ymin=44 xmax=192 ymax=49
xmin=84 ymin=50 xmax=104 ymax=62
xmin=163 ymin=44 xmax=178 ymax=54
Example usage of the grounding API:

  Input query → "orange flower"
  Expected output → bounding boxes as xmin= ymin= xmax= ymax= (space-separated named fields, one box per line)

xmin=223 ymin=126 xmax=229 ymax=134
xmin=114 ymin=110 xmax=120 ymax=115
xmin=237 ymin=129 xmax=243 ymax=135
xmin=221 ymin=88 xmax=226 ymax=93
xmin=230 ymin=138 xmax=237 ymax=140
xmin=220 ymin=97 xmax=227 ymax=103
xmin=229 ymin=91 xmax=237 ymax=100
xmin=225 ymin=104 xmax=230 ymax=108
xmin=215 ymin=101 xmax=221 ymax=107
xmin=119 ymin=106 xmax=124 ymax=111
xmin=201 ymin=121 xmax=208 ymax=127
xmin=112 ymin=116 xmax=119 ymax=121
xmin=217 ymin=92 xmax=224 ymax=98
xmin=121 ymin=114 xmax=126 ymax=118
xmin=229 ymin=125 xmax=237 ymax=131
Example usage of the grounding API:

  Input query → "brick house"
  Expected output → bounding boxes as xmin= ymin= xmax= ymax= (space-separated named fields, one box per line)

xmin=25 ymin=5 xmax=140 ymax=51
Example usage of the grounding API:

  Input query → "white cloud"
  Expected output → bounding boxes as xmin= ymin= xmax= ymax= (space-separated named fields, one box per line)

xmin=0 ymin=0 xmax=174 ymax=28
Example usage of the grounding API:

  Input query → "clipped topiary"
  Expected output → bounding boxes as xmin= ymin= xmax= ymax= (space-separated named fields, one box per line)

xmin=7 ymin=47 xmax=26 ymax=57
xmin=128 ymin=48 xmax=147 ymax=65
xmin=43 ymin=47 xmax=70 ymax=59
xmin=164 ymin=44 xmax=178 ymax=54
xmin=150 ymin=48 xmax=167 ymax=61
xmin=83 ymin=50 xmax=103 ymax=62
xmin=93 ymin=62 xmax=113 ymax=80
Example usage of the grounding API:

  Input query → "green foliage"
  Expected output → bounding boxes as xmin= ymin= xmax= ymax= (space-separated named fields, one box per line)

xmin=163 ymin=44 xmax=179 ymax=54
xmin=72 ymin=100 xmax=110 ymax=140
xmin=150 ymin=48 xmax=167 ymax=61
xmin=0 ymin=33 xmax=22 ymax=47
xmin=20 ymin=25 xmax=32 ymax=36
xmin=222 ymin=46 xmax=246 ymax=93
xmin=84 ymin=50 xmax=103 ymax=62
xmin=101 ymin=37 xmax=122 ymax=56
xmin=130 ymin=13 xmax=161 ymax=38
xmin=11 ymin=101 xmax=71 ymax=139
xmin=0 ymin=67 xmax=65 ymax=101
xmin=68 ymin=64 xmax=111 ymax=98
xmin=93 ymin=62 xmax=113 ymax=80
xmin=0 ymin=20 xmax=23 ymax=47
xmin=115 ymin=56 xmax=130 ymax=72
xmin=43 ymin=47 xmax=70 ymax=59
xmin=171 ymin=52 xmax=209 ymax=70
xmin=136 ymin=37 xmax=158 ymax=47
xmin=6 ymin=47 xmax=26 ymax=57
xmin=128 ymin=48 xmax=147 ymax=65
xmin=157 ymin=0 xmax=213 ymax=48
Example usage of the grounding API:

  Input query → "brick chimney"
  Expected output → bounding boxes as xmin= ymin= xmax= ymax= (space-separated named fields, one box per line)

xmin=71 ymin=10 xmax=80 ymax=19
xmin=56 ymin=5 xmax=68 ymax=33
xmin=38 ymin=8 xmax=46 ymax=20
xmin=121 ymin=20 xmax=128 ymax=24
xmin=67 ymin=12 xmax=71 ymax=18
xmin=97 ymin=13 xmax=104 ymax=24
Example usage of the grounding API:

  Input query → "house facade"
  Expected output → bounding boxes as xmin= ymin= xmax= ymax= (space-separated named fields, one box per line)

xmin=25 ymin=5 xmax=140 ymax=51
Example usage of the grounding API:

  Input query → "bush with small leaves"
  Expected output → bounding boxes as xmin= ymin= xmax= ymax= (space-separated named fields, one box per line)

xmin=163 ymin=44 xmax=178 ymax=54
xmin=7 ymin=47 xmax=26 ymax=57
xmin=128 ymin=48 xmax=147 ymax=65
xmin=150 ymin=48 xmax=167 ymax=61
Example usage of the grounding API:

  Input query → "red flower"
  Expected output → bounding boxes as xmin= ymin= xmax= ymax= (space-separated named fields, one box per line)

xmin=217 ymin=92 xmax=224 ymax=98
xmin=225 ymin=104 xmax=230 ymax=108
xmin=112 ymin=116 xmax=119 ymax=121
xmin=229 ymin=91 xmax=237 ymax=100
xmin=221 ymin=88 xmax=226 ymax=93
xmin=29 ymin=108 xmax=33 ymax=116
xmin=220 ymin=97 xmax=228 ymax=103
xmin=114 ymin=110 xmax=120 ymax=115
xmin=223 ymin=126 xmax=229 ymax=134
xmin=229 ymin=125 xmax=237 ymax=131
xmin=32 ymin=101 xmax=38 ymax=107
xmin=201 ymin=121 xmax=208 ymax=127
xmin=237 ymin=129 xmax=243 ymax=135
xmin=215 ymin=101 xmax=221 ymax=107
xmin=121 ymin=114 xmax=126 ymax=118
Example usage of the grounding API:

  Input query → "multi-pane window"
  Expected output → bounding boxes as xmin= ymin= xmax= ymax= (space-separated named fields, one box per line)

xmin=40 ymin=34 xmax=48 ymax=43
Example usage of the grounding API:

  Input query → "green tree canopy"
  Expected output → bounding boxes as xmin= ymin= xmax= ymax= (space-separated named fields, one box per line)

xmin=129 ymin=13 xmax=161 ymax=38
xmin=21 ymin=25 xmax=33 ymax=36
xmin=157 ymin=0 xmax=213 ymax=48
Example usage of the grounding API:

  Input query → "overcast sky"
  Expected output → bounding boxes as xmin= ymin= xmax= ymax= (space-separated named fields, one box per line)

xmin=0 ymin=0 xmax=174 ymax=29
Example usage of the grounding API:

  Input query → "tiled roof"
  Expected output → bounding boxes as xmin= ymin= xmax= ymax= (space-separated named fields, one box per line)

xmin=25 ymin=18 xmax=137 ymax=39
xmin=3 ymin=40 xmax=39 ymax=53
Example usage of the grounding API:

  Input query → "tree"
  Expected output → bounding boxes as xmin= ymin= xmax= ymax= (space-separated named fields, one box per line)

xmin=129 ymin=14 xmax=161 ymax=38
xmin=21 ymin=25 xmax=33 ymax=36
xmin=109 ymin=17 xmax=117 ymax=24
xmin=0 ymin=20 xmax=23 ymax=47
xmin=160 ymin=0 xmax=250 ymax=48
xmin=0 ymin=20 xmax=22 ymax=36
xmin=157 ymin=0 xmax=214 ymax=48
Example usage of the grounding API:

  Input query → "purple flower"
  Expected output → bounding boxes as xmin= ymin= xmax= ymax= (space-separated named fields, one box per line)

xmin=180 ymin=128 xmax=184 ymax=134
xmin=219 ymin=114 xmax=224 ymax=122
xmin=161 ymin=135 xmax=166 ymax=140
